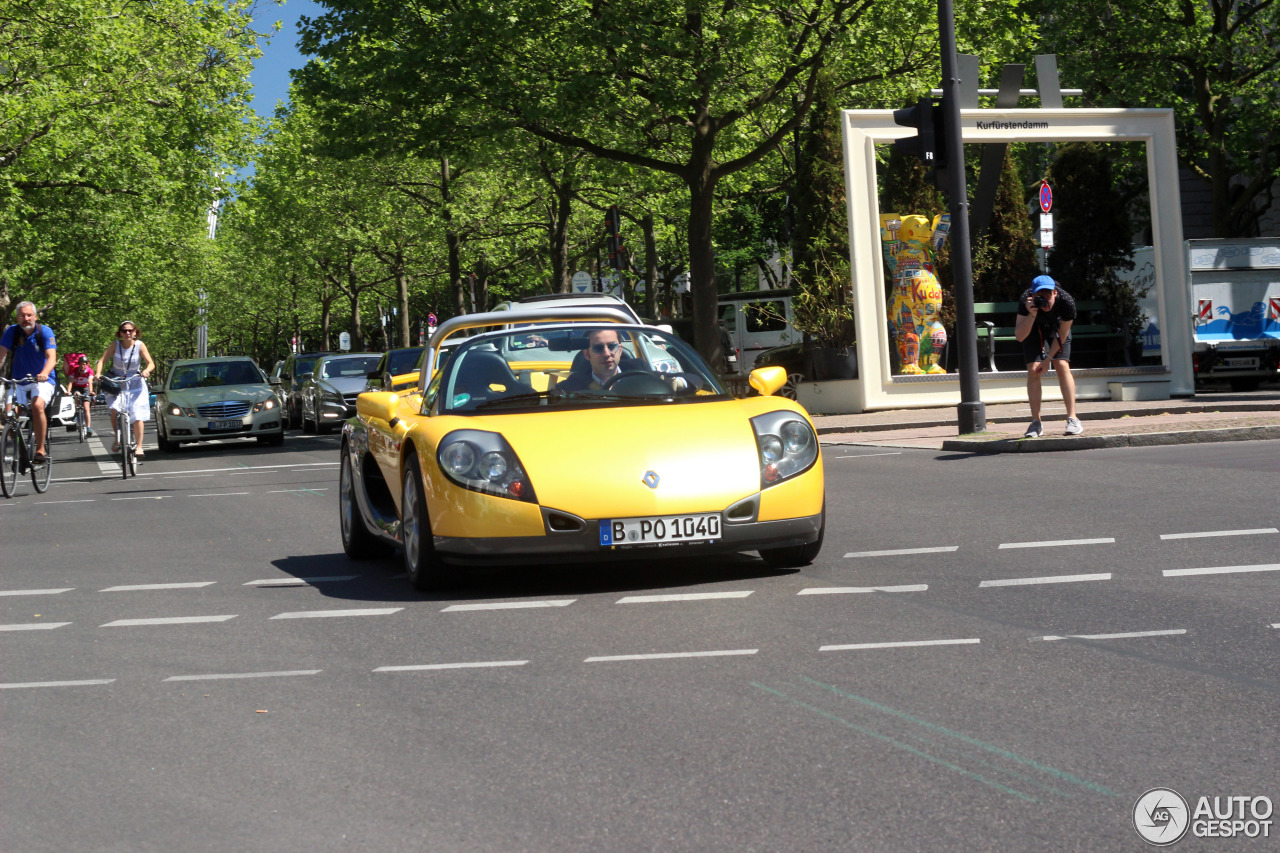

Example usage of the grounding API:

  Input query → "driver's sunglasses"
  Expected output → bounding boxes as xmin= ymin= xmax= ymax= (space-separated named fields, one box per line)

xmin=590 ymin=342 xmax=621 ymax=354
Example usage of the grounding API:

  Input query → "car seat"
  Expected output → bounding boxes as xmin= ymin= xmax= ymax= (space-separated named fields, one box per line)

xmin=453 ymin=351 xmax=534 ymax=405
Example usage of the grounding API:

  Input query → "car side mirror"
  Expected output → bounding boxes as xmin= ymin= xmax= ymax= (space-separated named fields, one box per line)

xmin=300 ymin=371 xmax=313 ymax=382
xmin=748 ymin=366 xmax=788 ymax=397
xmin=356 ymin=392 xmax=399 ymax=423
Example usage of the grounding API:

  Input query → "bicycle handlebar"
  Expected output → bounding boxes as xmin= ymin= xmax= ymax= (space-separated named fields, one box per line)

xmin=0 ymin=375 xmax=43 ymax=386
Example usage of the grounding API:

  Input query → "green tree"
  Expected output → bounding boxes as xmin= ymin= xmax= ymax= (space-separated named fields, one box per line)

xmin=1039 ymin=0 xmax=1280 ymax=237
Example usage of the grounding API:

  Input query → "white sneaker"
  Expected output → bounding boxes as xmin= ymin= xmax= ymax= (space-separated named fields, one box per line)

xmin=1024 ymin=420 xmax=1043 ymax=438
xmin=1064 ymin=417 xmax=1083 ymax=435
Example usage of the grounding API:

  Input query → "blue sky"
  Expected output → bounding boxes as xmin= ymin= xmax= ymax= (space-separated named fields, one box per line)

xmin=247 ymin=0 xmax=323 ymax=122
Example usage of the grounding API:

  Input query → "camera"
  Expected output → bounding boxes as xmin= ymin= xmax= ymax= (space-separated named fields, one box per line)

xmin=1032 ymin=293 xmax=1051 ymax=310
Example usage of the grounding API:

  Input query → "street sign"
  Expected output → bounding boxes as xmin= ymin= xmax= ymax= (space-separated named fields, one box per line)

xmin=572 ymin=271 xmax=593 ymax=293
xmin=427 ymin=312 xmax=437 ymax=326
xmin=1270 ymin=297 xmax=1280 ymax=320
xmin=1038 ymin=212 xmax=1054 ymax=249
xmin=1198 ymin=299 xmax=1213 ymax=322
xmin=338 ymin=331 xmax=351 ymax=351
xmin=1039 ymin=181 xmax=1053 ymax=213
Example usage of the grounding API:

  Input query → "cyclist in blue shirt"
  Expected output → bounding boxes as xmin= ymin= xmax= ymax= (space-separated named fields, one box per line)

xmin=0 ymin=301 xmax=58 ymax=463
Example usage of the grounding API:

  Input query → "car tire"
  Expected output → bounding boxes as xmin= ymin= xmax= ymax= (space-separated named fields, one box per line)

xmin=758 ymin=503 xmax=825 ymax=569
xmin=157 ymin=416 xmax=179 ymax=453
xmin=401 ymin=455 xmax=453 ymax=590
xmin=340 ymin=449 xmax=392 ymax=559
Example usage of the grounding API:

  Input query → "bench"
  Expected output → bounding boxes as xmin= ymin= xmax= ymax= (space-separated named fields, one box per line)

xmin=972 ymin=300 xmax=1130 ymax=371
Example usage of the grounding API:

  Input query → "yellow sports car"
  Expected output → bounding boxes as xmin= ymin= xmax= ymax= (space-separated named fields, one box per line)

xmin=340 ymin=306 xmax=824 ymax=589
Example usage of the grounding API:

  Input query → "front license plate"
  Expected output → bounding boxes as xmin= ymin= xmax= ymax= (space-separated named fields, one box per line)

xmin=208 ymin=420 xmax=242 ymax=431
xmin=1223 ymin=357 xmax=1258 ymax=368
xmin=600 ymin=513 xmax=722 ymax=547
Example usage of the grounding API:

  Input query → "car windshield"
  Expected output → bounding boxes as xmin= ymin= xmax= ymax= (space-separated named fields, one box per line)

xmin=169 ymin=361 xmax=264 ymax=390
xmin=388 ymin=348 xmax=423 ymax=375
xmin=320 ymin=355 xmax=380 ymax=379
xmin=434 ymin=325 xmax=727 ymax=414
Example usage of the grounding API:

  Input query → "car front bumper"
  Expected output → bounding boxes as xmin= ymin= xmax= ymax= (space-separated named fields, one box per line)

xmin=162 ymin=411 xmax=284 ymax=443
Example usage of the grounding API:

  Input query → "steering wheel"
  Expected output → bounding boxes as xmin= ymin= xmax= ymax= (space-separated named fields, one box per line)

xmin=602 ymin=371 xmax=675 ymax=396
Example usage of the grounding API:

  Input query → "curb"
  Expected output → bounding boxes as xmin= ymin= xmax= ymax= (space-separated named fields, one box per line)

xmin=813 ymin=402 xmax=1280 ymax=435
xmin=940 ymin=424 xmax=1280 ymax=454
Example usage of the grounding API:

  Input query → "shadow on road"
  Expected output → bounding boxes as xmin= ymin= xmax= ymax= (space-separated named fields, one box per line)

xmin=268 ymin=551 xmax=796 ymax=604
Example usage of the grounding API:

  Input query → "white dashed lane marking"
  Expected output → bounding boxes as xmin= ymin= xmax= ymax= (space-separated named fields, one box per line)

xmin=163 ymin=670 xmax=320 ymax=682
xmin=374 ymin=660 xmax=529 ymax=672
xmin=441 ymin=600 xmax=576 ymax=612
xmin=616 ymin=591 xmax=752 ymax=604
xmin=1035 ymin=629 xmax=1186 ymax=642
xmin=269 ymin=608 xmax=402 ymax=619
xmin=584 ymin=649 xmax=758 ymax=663
xmin=0 ymin=622 xmax=71 ymax=631
xmin=799 ymin=584 xmax=928 ymax=595
xmin=189 ymin=492 xmax=250 ymax=498
xmin=844 ymin=546 xmax=957 ymax=558
xmin=820 ymin=638 xmax=981 ymax=652
xmin=1164 ymin=564 xmax=1280 ymax=577
xmin=244 ymin=576 xmax=358 ymax=586
xmin=101 ymin=615 xmax=237 ymax=627
xmin=100 ymin=582 xmax=216 ymax=592
xmin=0 ymin=679 xmax=115 ymax=690
xmin=998 ymin=538 xmax=1115 ymax=550
xmin=979 ymin=573 xmax=1112 ymax=588
xmin=1160 ymin=528 xmax=1277 ymax=540
xmin=0 ymin=588 xmax=74 ymax=597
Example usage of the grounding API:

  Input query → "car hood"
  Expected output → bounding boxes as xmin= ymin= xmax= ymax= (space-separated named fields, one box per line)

xmin=467 ymin=401 xmax=767 ymax=518
xmin=165 ymin=385 xmax=272 ymax=406
xmin=319 ymin=376 xmax=369 ymax=395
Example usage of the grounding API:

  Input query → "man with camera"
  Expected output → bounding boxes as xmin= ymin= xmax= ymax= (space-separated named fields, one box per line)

xmin=1015 ymin=275 xmax=1082 ymax=438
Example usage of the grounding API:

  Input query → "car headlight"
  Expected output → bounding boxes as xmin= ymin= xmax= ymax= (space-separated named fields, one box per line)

xmin=750 ymin=411 xmax=818 ymax=487
xmin=166 ymin=403 xmax=198 ymax=417
xmin=252 ymin=397 xmax=278 ymax=413
xmin=437 ymin=429 xmax=536 ymax=502
xmin=322 ymin=387 xmax=344 ymax=405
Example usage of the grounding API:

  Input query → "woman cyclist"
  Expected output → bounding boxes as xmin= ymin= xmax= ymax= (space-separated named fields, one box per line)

xmin=62 ymin=353 xmax=96 ymax=437
xmin=94 ymin=321 xmax=155 ymax=459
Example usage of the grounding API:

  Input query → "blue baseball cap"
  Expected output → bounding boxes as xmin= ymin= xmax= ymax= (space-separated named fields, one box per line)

xmin=1032 ymin=275 xmax=1056 ymax=292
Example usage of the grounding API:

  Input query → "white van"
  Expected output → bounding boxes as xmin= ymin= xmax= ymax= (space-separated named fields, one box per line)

xmin=718 ymin=290 xmax=796 ymax=374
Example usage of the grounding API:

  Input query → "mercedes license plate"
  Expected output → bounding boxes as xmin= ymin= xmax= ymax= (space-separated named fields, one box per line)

xmin=600 ymin=513 xmax=722 ymax=547
xmin=208 ymin=419 xmax=241 ymax=431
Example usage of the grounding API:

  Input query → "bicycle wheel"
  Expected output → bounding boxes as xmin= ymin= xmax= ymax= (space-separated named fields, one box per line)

xmin=76 ymin=406 xmax=87 ymax=442
xmin=0 ymin=422 xmax=19 ymax=497
xmin=30 ymin=424 xmax=51 ymax=493
xmin=118 ymin=418 xmax=130 ymax=479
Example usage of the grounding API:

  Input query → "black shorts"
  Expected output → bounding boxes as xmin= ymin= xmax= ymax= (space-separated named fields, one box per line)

xmin=1020 ymin=328 xmax=1071 ymax=364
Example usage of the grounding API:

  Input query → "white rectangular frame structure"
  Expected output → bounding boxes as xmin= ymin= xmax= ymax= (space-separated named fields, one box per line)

xmin=825 ymin=108 xmax=1192 ymax=414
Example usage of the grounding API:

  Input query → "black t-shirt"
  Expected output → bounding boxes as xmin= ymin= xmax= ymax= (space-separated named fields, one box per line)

xmin=1017 ymin=285 xmax=1076 ymax=331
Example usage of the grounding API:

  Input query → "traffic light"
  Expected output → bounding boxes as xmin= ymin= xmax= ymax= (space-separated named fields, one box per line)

xmin=892 ymin=97 xmax=947 ymax=184
xmin=604 ymin=205 xmax=622 ymax=270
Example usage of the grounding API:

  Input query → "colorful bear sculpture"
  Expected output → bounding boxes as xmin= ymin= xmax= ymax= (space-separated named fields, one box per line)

xmin=880 ymin=212 xmax=950 ymax=374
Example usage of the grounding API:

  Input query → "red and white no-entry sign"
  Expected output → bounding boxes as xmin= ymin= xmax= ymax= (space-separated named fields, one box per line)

xmin=1198 ymin=299 xmax=1213 ymax=321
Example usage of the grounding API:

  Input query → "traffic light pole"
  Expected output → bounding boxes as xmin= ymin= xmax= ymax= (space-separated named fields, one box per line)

xmin=938 ymin=0 xmax=986 ymax=434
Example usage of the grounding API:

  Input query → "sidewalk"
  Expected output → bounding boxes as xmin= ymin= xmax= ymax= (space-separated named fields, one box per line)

xmin=811 ymin=389 xmax=1280 ymax=452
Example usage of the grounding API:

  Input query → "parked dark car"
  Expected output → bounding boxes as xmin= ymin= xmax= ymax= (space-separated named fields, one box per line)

xmin=364 ymin=346 xmax=425 ymax=392
xmin=298 ymin=353 xmax=381 ymax=433
xmin=271 ymin=351 xmax=336 ymax=429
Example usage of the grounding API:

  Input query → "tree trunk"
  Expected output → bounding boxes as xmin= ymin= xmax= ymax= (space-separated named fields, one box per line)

xmin=642 ymin=214 xmax=658 ymax=319
xmin=397 ymin=258 xmax=411 ymax=346
xmin=686 ymin=173 xmax=722 ymax=369
xmin=550 ymin=176 xmax=573 ymax=293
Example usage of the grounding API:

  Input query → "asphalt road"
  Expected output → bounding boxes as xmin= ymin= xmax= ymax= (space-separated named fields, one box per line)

xmin=3 ymin=422 xmax=1278 ymax=851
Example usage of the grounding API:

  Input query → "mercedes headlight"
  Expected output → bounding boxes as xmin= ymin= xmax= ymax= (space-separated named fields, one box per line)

xmin=252 ymin=396 xmax=278 ymax=413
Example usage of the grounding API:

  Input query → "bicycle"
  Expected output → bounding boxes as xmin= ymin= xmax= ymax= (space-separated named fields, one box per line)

xmin=0 ymin=375 xmax=54 ymax=497
xmin=72 ymin=390 xmax=91 ymax=443
xmin=103 ymin=373 xmax=143 ymax=478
